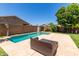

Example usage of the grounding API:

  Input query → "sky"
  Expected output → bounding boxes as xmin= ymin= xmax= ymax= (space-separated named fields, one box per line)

xmin=0 ymin=3 xmax=70 ymax=25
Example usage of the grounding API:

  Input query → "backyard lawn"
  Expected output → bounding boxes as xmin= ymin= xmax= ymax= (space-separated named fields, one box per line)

xmin=0 ymin=36 xmax=4 ymax=38
xmin=0 ymin=47 xmax=8 ymax=56
xmin=69 ymin=34 xmax=79 ymax=48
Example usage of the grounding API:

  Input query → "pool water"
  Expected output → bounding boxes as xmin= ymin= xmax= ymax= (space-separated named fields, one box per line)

xmin=8 ymin=32 xmax=49 ymax=43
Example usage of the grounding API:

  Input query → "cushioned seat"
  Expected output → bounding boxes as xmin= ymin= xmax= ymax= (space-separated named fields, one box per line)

xmin=30 ymin=37 xmax=58 ymax=56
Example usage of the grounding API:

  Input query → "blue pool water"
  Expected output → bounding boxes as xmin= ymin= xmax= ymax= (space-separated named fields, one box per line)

xmin=8 ymin=32 xmax=49 ymax=43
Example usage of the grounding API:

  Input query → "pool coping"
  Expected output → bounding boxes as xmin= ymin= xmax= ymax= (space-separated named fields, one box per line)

xmin=0 ymin=32 xmax=51 ymax=42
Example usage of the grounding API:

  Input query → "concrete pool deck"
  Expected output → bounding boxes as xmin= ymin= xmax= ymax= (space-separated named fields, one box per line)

xmin=0 ymin=33 xmax=79 ymax=56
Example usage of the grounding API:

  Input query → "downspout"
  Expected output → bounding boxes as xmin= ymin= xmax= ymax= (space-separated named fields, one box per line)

xmin=43 ymin=25 xmax=45 ymax=32
xmin=37 ymin=25 xmax=40 ymax=32
xmin=5 ymin=24 xmax=9 ymax=36
xmin=37 ymin=25 xmax=40 ymax=36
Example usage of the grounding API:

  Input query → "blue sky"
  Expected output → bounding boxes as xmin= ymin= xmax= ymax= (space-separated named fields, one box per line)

xmin=0 ymin=3 xmax=69 ymax=25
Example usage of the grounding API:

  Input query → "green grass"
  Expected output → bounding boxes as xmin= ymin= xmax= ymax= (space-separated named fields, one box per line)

xmin=69 ymin=34 xmax=79 ymax=48
xmin=0 ymin=36 xmax=4 ymax=38
xmin=0 ymin=47 xmax=8 ymax=56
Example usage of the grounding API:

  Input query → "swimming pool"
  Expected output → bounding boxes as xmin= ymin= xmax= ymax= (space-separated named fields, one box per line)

xmin=8 ymin=32 xmax=49 ymax=43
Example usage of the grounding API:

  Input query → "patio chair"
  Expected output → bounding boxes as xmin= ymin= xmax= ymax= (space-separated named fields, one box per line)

xmin=30 ymin=37 xmax=58 ymax=56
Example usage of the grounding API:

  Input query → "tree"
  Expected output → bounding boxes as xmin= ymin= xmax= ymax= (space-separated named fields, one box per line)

xmin=56 ymin=7 xmax=66 ymax=25
xmin=56 ymin=3 xmax=79 ymax=33
xmin=49 ymin=23 xmax=56 ymax=32
xmin=74 ymin=24 xmax=79 ymax=33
